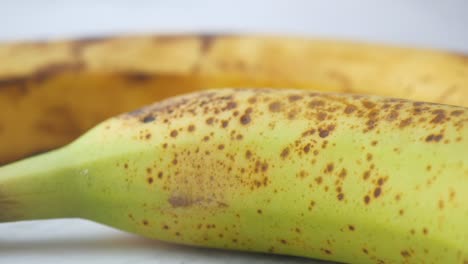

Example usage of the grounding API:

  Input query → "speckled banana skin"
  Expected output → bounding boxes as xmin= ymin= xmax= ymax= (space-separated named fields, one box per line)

xmin=1 ymin=89 xmax=466 ymax=264
xmin=1 ymin=34 xmax=467 ymax=164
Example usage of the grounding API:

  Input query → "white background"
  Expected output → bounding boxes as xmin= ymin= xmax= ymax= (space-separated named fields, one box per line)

xmin=0 ymin=1 xmax=467 ymax=264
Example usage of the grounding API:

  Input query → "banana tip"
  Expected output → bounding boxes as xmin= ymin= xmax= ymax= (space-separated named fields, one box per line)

xmin=0 ymin=190 xmax=19 ymax=222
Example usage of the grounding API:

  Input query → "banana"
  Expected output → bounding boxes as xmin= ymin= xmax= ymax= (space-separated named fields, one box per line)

xmin=1 ymin=34 xmax=467 ymax=165
xmin=1 ymin=88 xmax=467 ymax=264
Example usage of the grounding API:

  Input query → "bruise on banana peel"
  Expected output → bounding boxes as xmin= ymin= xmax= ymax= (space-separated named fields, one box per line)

xmin=1 ymin=34 xmax=468 ymax=164
xmin=2 ymin=89 xmax=466 ymax=264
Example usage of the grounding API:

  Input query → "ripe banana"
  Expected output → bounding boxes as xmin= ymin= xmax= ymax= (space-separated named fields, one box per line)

xmin=1 ymin=34 xmax=467 ymax=165
xmin=1 ymin=88 xmax=467 ymax=264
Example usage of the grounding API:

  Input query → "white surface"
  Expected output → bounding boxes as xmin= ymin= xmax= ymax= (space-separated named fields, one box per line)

xmin=0 ymin=219 xmax=328 ymax=264
xmin=0 ymin=1 xmax=466 ymax=263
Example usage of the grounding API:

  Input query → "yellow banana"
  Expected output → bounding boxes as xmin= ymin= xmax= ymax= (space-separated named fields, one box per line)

xmin=1 ymin=88 xmax=467 ymax=263
xmin=1 ymin=34 xmax=467 ymax=164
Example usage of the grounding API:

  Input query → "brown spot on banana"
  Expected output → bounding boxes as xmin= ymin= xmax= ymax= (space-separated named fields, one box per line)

xmin=168 ymin=195 xmax=229 ymax=208
xmin=399 ymin=118 xmax=412 ymax=128
xmin=430 ymin=109 xmax=448 ymax=124
xmin=344 ymin=104 xmax=357 ymax=114
xmin=141 ymin=114 xmax=156 ymax=123
xmin=425 ymin=134 xmax=444 ymax=142
xmin=452 ymin=52 xmax=468 ymax=65
xmin=70 ymin=36 xmax=111 ymax=56
xmin=34 ymin=62 xmax=85 ymax=84
xmin=198 ymin=34 xmax=219 ymax=54
xmin=120 ymin=71 xmax=154 ymax=82
xmin=168 ymin=195 xmax=194 ymax=208
xmin=239 ymin=113 xmax=251 ymax=125
xmin=0 ymin=76 xmax=28 ymax=90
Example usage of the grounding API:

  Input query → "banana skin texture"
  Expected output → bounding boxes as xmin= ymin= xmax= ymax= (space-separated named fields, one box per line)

xmin=1 ymin=34 xmax=468 ymax=164
xmin=0 ymin=89 xmax=467 ymax=263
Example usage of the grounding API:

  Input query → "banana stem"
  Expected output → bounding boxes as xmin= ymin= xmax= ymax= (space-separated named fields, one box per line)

xmin=0 ymin=148 xmax=79 ymax=222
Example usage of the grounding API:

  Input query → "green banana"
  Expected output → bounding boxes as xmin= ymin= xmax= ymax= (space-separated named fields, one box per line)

xmin=0 ymin=88 xmax=467 ymax=263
